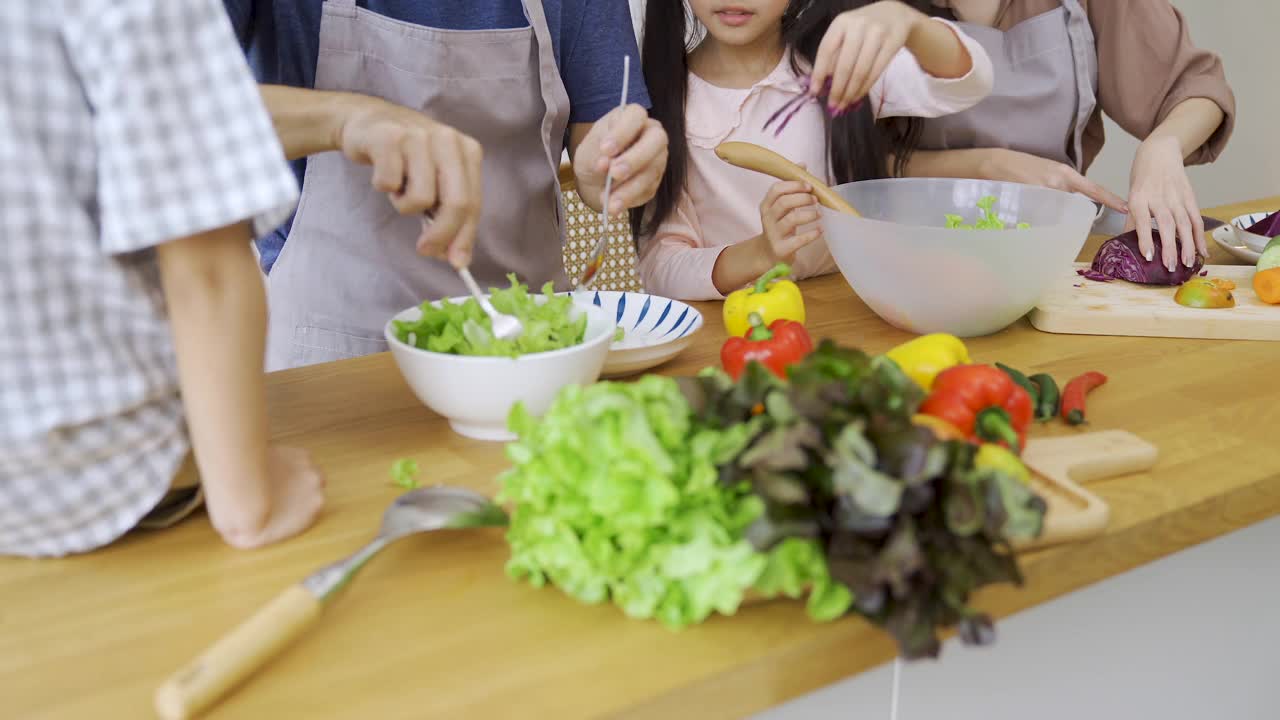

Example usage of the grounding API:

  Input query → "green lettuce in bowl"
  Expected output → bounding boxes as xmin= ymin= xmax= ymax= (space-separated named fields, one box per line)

xmin=392 ymin=275 xmax=586 ymax=358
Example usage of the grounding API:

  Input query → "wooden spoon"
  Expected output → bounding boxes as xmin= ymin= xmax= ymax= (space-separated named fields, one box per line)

xmin=714 ymin=141 xmax=862 ymax=217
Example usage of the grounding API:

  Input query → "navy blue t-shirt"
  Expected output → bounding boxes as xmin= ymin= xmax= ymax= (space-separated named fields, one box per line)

xmin=222 ymin=0 xmax=650 ymax=272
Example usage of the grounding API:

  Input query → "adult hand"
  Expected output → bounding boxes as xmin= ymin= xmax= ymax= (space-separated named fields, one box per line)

xmin=573 ymin=104 xmax=668 ymax=215
xmin=982 ymin=148 xmax=1129 ymax=213
xmin=1127 ymin=135 xmax=1204 ymax=271
xmin=336 ymin=96 xmax=483 ymax=268
xmin=214 ymin=446 xmax=326 ymax=550
xmin=809 ymin=0 xmax=922 ymax=112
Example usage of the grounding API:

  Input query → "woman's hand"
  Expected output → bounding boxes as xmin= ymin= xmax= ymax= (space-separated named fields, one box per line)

xmin=758 ymin=180 xmax=823 ymax=262
xmin=1126 ymin=135 xmax=1205 ymax=270
xmin=572 ymin=105 xmax=668 ymax=215
xmin=980 ymin=148 xmax=1129 ymax=212
xmin=810 ymin=1 xmax=924 ymax=112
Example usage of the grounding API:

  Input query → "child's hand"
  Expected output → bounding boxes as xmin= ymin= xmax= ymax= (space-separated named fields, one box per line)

xmin=810 ymin=1 xmax=926 ymax=112
xmin=214 ymin=446 xmax=326 ymax=550
xmin=758 ymin=180 xmax=822 ymax=263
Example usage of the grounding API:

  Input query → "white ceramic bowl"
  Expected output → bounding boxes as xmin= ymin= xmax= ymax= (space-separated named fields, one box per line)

xmin=821 ymin=178 xmax=1098 ymax=337
xmin=578 ymin=291 xmax=704 ymax=378
xmin=385 ymin=296 xmax=615 ymax=441
xmin=1212 ymin=224 xmax=1262 ymax=263
xmin=1212 ymin=211 xmax=1276 ymax=263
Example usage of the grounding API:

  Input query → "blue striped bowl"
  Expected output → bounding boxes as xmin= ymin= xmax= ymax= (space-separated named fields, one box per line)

xmin=578 ymin=291 xmax=704 ymax=378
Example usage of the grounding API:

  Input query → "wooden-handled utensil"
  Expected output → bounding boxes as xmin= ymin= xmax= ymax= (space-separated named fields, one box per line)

xmin=153 ymin=487 xmax=506 ymax=720
xmin=714 ymin=141 xmax=861 ymax=217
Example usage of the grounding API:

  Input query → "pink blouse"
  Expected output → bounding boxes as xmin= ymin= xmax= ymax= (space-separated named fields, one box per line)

xmin=636 ymin=19 xmax=994 ymax=300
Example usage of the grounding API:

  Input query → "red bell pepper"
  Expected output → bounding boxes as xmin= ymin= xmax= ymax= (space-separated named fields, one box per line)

xmin=918 ymin=364 xmax=1034 ymax=453
xmin=721 ymin=312 xmax=812 ymax=380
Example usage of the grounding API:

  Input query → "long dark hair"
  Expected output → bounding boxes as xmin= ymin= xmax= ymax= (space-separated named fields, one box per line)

xmin=633 ymin=0 xmax=945 ymax=240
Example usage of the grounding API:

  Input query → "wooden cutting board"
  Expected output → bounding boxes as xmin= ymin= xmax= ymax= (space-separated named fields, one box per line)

xmin=1017 ymin=429 xmax=1156 ymax=551
xmin=1029 ymin=264 xmax=1280 ymax=341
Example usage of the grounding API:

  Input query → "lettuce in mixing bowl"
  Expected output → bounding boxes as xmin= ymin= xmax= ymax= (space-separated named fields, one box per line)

xmin=392 ymin=275 xmax=586 ymax=357
xmin=945 ymin=195 xmax=1031 ymax=230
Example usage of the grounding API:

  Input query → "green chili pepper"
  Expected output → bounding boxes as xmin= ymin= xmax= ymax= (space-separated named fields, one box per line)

xmin=995 ymin=363 xmax=1040 ymax=408
xmin=1029 ymin=373 xmax=1060 ymax=422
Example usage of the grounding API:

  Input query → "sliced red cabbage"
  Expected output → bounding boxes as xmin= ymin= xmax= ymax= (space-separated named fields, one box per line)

xmin=1085 ymin=229 xmax=1203 ymax=286
xmin=1243 ymin=211 xmax=1280 ymax=238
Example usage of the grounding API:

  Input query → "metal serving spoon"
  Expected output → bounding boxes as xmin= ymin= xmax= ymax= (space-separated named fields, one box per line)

xmin=154 ymin=486 xmax=507 ymax=720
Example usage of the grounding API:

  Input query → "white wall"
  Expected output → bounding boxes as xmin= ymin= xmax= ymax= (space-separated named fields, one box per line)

xmin=1085 ymin=0 xmax=1280 ymax=207
xmin=626 ymin=0 xmax=1279 ymax=206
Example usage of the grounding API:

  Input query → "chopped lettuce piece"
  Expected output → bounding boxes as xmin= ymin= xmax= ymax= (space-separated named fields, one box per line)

xmin=390 ymin=458 xmax=420 ymax=490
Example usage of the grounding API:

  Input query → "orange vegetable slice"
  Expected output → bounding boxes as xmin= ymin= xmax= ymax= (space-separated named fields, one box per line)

xmin=1254 ymin=267 xmax=1280 ymax=305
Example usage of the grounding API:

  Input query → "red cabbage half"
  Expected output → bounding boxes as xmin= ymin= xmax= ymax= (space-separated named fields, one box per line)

xmin=1084 ymin=228 xmax=1203 ymax=286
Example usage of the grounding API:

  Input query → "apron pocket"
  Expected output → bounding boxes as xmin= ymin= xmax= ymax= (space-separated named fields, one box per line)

xmin=1002 ymin=8 xmax=1070 ymax=65
xmin=291 ymin=325 xmax=389 ymax=367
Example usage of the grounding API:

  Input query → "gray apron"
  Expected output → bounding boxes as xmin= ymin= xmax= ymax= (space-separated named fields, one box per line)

xmin=266 ymin=0 xmax=571 ymax=370
xmin=918 ymin=0 xmax=1097 ymax=170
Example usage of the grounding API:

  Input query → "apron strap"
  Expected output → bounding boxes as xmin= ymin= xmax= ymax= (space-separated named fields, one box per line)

xmin=328 ymin=0 xmax=357 ymax=5
xmin=520 ymin=0 xmax=571 ymax=210
xmin=1059 ymin=0 xmax=1098 ymax=170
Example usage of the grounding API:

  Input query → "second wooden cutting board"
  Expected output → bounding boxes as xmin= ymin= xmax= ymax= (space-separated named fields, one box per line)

xmin=1016 ymin=429 xmax=1157 ymax=551
xmin=1029 ymin=264 xmax=1280 ymax=341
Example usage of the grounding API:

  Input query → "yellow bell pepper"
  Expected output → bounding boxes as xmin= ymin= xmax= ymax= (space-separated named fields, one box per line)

xmin=723 ymin=263 xmax=805 ymax=338
xmin=974 ymin=444 xmax=1031 ymax=484
xmin=884 ymin=333 xmax=970 ymax=391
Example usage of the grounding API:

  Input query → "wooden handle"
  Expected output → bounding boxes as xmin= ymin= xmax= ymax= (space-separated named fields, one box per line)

xmin=714 ymin=141 xmax=861 ymax=217
xmin=154 ymin=584 xmax=323 ymax=720
xmin=1016 ymin=430 xmax=1159 ymax=550
xmin=1024 ymin=430 xmax=1159 ymax=484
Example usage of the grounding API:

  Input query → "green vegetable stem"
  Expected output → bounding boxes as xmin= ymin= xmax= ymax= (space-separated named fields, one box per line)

xmin=995 ymin=363 xmax=1041 ymax=408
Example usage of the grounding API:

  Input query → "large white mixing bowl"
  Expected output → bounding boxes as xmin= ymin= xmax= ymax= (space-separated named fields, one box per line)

xmin=822 ymin=178 xmax=1098 ymax=337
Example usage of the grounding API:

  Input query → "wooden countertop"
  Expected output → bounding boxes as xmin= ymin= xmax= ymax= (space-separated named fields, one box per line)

xmin=5 ymin=198 xmax=1280 ymax=720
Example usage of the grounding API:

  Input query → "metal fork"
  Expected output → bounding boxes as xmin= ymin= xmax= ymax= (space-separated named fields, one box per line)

xmin=419 ymin=213 xmax=523 ymax=341
xmin=573 ymin=54 xmax=632 ymax=291
xmin=457 ymin=266 xmax=523 ymax=341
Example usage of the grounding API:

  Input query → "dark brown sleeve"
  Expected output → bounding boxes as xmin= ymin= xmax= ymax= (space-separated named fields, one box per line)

xmin=1089 ymin=0 xmax=1236 ymax=165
